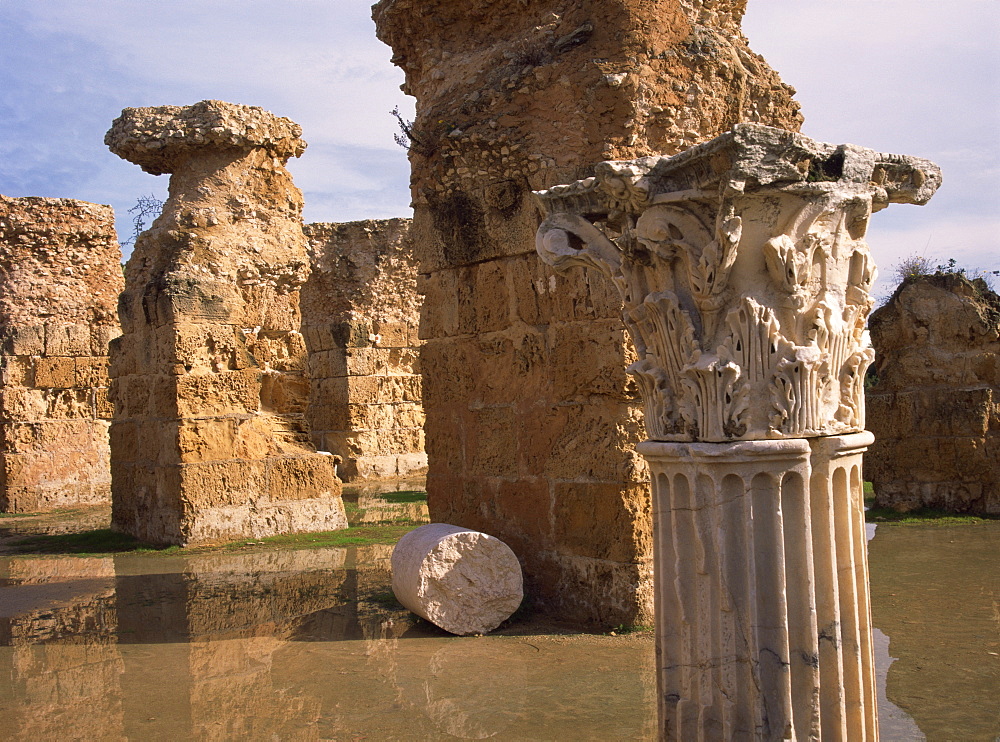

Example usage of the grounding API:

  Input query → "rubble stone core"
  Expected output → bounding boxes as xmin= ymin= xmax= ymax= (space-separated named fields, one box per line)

xmin=535 ymin=124 xmax=940 ymax=740
xmin=0 ymin=196 xmax=123 ymax=512
xmin=373 ymin=0 xmax=804 ymax=627
xmin=302 ymin=219 xmax=426 ymax=481
xmin=866 ymin=272 xmax=1000 ymax=514
xmin=105 ymin=100 xmax=346 ymax=545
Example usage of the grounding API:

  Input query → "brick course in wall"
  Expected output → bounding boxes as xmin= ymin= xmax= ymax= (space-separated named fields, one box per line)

xmin=0 ymin=195 xmax=123 ymax=512
xmin=302 ymin=219 xmax=426 ymax=481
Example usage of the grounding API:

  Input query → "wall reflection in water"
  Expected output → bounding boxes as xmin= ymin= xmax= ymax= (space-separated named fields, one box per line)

xmin=0 ymin=557 xmax=123 ymax=740
xmin=868 ymin=520 xmax=1000 ymax=741
xmin=0 ymin=545 xmax=657 ymax=740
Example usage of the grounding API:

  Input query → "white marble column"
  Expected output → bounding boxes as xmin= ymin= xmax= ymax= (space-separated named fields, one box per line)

xmin=638 ymin=431 xmax=875 ymax=740
xmin=533 ymin=124 xmax=940 ymax=740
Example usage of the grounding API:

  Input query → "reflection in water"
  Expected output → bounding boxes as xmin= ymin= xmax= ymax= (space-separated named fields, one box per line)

xmin=0 ymin=557 xmax=124 ymax=741
xmin=1 ymin=545 xmax=656 ymax=740
xmin=868 ymin=520 xmax=1000 ymax=741
xmin=873 ymin=628 xmax=925 ymax=741
xmin=2 ymin=520 xmax=996 ymax=740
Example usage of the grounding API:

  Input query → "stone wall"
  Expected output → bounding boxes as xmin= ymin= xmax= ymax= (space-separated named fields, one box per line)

xmin=302 ymin=219 xmax=425 ymax=481
xmin=0 ymin=196 xmax=122 ymax=512
xmin=867 ymin=272 xmax=1000 ymax=514
xmin=105 ymin=100 xmax=346 ymax=545
xmin=373 ymin=0 xmax=803 ymax=626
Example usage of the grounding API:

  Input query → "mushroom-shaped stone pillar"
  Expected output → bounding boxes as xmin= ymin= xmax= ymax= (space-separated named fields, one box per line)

xmin=534 ymin=124 xmax=941 ymax=741
xmin=105 ymin=100 xmax=347 ymax=545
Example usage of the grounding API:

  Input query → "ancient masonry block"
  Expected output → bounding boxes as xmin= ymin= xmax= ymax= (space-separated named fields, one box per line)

xmin=373 ymin=0 xmax=804 ymax=626
xmin=866 ymin=272 xmax=1000 ymax=514
xmin=105 ymin=99 xmax=346 ymax=545
xmin=535 ymin=124 xmax=940 ymax=740
xmin=0 ymin=196 xmax=123 ymax=512
xmin=302 ymin=219 xmax=426 ymax=481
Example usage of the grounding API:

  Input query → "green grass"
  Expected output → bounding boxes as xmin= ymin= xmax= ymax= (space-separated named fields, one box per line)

xmin=4 ymin=522 xmax=424 ymax=558
xmin=4 ymin=529 xmax=175 ymax=556
xmin=225 ymin=523 xmax=422 ymax=551
xmin=378 ymin=490 xmax=427 ymax=505
xmin=864 ymin=505 xmax=995 ymax=525
xmin=863 ymin=481 xmax=998 ymax=525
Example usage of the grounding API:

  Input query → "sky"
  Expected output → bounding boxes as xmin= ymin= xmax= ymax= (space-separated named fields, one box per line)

xmin=1 ymin=0 xmax=997 ymax=299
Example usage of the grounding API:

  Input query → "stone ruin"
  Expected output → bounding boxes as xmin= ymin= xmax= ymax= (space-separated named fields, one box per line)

xmin=372 ymin=0 xmax=804 ymax=626
xmin=301 ymin=219 xmax=426 ymax=481
xmin=105 ymin=99 xmax=346 ymax=545
xmin=0 ymin=1 xmax=960 ymax=738
xmin=867 ymin=272 xmax=1000 ymax=514
xmin=0 ymin=196 xmax=123 ymax=512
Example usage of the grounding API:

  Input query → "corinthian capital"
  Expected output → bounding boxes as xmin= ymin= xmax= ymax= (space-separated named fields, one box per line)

xmin=535 ymin=124 xmax=941 ymax=442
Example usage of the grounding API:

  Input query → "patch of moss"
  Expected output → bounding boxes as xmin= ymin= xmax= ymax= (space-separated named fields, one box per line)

xmin=864 ymin=483 xmax=997 ymax=524
xmin=222 ymin=523 xmax=422 ymax=552
xmin=365 ymin=589 xmax=404 ymax=608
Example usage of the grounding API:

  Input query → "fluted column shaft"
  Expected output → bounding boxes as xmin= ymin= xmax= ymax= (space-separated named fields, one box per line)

xmin=639 ymin=432 xmax=874 ymax=741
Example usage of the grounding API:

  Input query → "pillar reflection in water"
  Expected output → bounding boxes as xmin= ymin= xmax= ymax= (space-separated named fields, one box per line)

xmin=2 ymin=543 xmax=656 ymax=739
xmin=534 ymin=124 xmax=941 ymax=740
xmin=0 ymin=557 xmax=124 ymax=740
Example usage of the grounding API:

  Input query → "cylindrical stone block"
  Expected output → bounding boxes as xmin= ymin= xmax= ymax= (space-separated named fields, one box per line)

xmin=391 ymin=523 xmax=523 ymax=635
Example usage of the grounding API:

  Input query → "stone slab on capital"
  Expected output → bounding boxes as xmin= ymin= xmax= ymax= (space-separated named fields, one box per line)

xmin=535 ymin=124 xmax=941 ymax=443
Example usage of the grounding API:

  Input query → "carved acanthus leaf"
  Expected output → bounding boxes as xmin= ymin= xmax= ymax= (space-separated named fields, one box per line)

xmin=679 ymin=353 xmax=748 ymax=441
xmin=689 ymin=215 xmax=741 ymax=313
xmin=626 ymin=291 xmax=699 ymax=380
xmin=627 ymin=359 xmax=680 ymax=440
xmin=720 ymin=297 xmax=787 ymax=386
xmin=769 ymin=349 xmax=829 ymax=437
xmin=846 ymin=245 xmax=877 ymax=308
xmin=835 ymin=347 xmax=875 ymax=429
xmin=763 ymin=233 xmax=829 ymax=310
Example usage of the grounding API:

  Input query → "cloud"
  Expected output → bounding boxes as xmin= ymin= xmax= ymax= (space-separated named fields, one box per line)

xmin=867 ymin=212 xmax=1000 ymax=300
xmin=12 ymin=0 xmax=411 ymax=151
xmin=0 ymin=0 xmax=414 ymax=248
xmin=743 ymin=0 xmax=1000 ymax=295
xmin=292 ymin=142 xmax=412 ymax=225
xmin=1 ymin=0 xmax=995 ymax=279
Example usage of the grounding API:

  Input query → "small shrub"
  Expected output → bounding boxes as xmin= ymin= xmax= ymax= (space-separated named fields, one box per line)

xmin=893 ymin=254 xmax=932 ymax=284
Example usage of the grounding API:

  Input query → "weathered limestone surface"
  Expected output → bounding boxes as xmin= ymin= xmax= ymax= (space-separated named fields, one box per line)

xmin=302 ymin=219 xmax=426 ymax=481
xmin=867 ymin=273 xmax=1000 ymax=514
xmin=105 ymin=99 xmax=346 ymax=545
xmin=0 ymin=196 xmax=123 ymax=512
xmin=535 ymin=124 xmax=940 ymax=739
xmin=391 ymin=523 xmax=523 ymax=635
xmin=373 ymin=0 xmax=804 ymax=627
